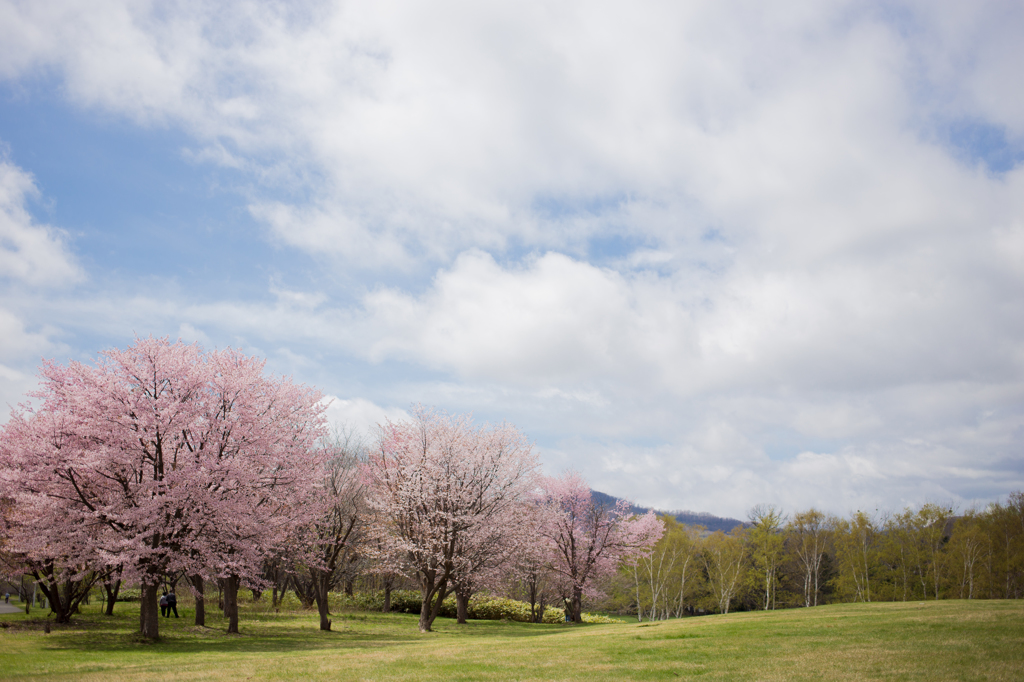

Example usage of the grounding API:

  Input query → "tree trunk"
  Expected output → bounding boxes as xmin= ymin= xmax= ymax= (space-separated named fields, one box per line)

xmin=223 ymin=575 xmax=240 ymax=634
xmin=417 ymin=579 xmax=448 ymax=633
xmin=455 ymin=589 xmax=470 ymax=624
xmin=344 ymin=579 xmax=354 ymax=596
xmin=293 ymin=575 xmax=317 ymax=609
xmin=382 ymin=585 xmax=391 ymax=613
xmin=103 ymin=578 xmax=121 ymax=616
xmin=570 ymin=587 xmax=583 ymax=623
xmin=35 ymin=572 xmax=95 ymax=625
xmin=418 ymin=595 xmax=435 ymax=633
xmin=192 ymin=575 xmax=205 ymax=627
xmin=312 ymin=570 xmax=332 ymax=631
xmin=37 ymin=582 xmax=63 ymax=623
xmin=140 ymin=583 xmax=160 ymax=640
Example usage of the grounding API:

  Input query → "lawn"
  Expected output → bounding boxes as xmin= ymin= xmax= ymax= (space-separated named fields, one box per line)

xmin=0 ymin=598 xmax=1021 ymax=680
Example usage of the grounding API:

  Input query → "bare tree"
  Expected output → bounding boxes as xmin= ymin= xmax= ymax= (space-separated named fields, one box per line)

xmin=789 ymin=509 xmax=830 ymax=607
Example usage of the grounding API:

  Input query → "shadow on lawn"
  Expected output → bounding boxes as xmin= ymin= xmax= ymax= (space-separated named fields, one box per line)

xmin=5 ymin=609 xmax=576 ymax=656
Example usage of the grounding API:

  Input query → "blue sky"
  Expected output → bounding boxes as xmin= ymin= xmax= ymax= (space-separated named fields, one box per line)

xmin=1 ymin=0 xmax=1022 ymax=518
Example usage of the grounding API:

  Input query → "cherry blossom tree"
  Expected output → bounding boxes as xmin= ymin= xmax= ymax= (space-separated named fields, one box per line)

xmin=539 ymin=471 xmax=663 ymax=623
xmin=0 ymin=338 xmax=326 ymax=639
xmin=180 ymin=345 xmax=327 ymax=634
xmin=293 ymin=428 xmax=370 ymax=631
xmin=508 ymin=522 xmax=560 ymax=623
xmin=366 ymin=408 xmax=538 ymax=632
xmin=0 ymin=406 xmax=112 ymax=623
xmin=701 ymin=528 xmax=747 ymax=614
xmin=449 ymin=497 xmax=536 ymax=624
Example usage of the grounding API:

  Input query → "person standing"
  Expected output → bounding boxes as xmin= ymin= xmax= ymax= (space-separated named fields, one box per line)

xmin=160 ymin=591 xmax=169 ymax=617
xmin=167 ymin=590 xmax=179 ymax=618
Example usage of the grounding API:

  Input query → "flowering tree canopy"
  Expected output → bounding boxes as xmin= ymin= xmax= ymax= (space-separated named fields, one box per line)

xmin=0 ymin=337 xmax=326 ymax=638
xmin=292 ymin=428 xmax=370 ymax=631
xmin=367 ymin=408 xmax=538 ymax=632
xmin=539 ymin=470 xmax=663 ymax=622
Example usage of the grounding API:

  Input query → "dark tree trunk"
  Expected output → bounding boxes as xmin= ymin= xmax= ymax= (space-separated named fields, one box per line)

xmin=103 ymin=578 xmax=121 ymax=616
xmin=292 ymin=574 xmax=317 ymax=609
xmin=382 ymin=585 xmax=391 ymax=613
xmin=217 ymin=578 xmax=225 ymax=613
xmin=34 ymin=570 xmax=97 ymax=624
xmin=223 ymin=575 xmax=240 ymax=634
xmin=344 ymin=579 xmax=354 ymax=596
xmin=455 ymin=588 xmax=471 ymax=624
xmin=140 ymin=583 xmax=160 ymax=640
xmin=418 ymin=595 xmax=433 ymax=633
xmin=275 ymin=582 xmax=290 ymax=608
xmin=527 ymin=577 xmax=539 ymax=623
xmin=417 ymin=577 xmax=448 ymax=633
xmin=36 ymin=581 xmax=63 ymax=623
xmin=251 ymin=588 xmax=262 ymax=602
xmin=570 ymin=588 xmax=583 ymax=623
xmin=275 ymin=573 xmax=290 ymax=607
xmin=192 ymin=575 xmax=205 ymax=627
xmin=224 ymin=573 xmax=239 ymax=630
xmin=313 ymin=573 xmax=332 ymax=631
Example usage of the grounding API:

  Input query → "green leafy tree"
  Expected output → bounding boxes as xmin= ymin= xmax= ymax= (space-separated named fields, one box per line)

xmin=831 ymin=511 xmax=877 ymax=602
xmin=984 ymin=492 xmax=1024 ymax=599
xmin=701 ymin=527 xmax=747 ymax=614
xmin=746 ymin=505 xmax=785 ymax=610
xmin=788 ymin=509 xmax=831 ymax=607
xmin=625 ymin=517 xmax=703 ymax=620
xmin=947 ymin=510 xmax=990 ymax=599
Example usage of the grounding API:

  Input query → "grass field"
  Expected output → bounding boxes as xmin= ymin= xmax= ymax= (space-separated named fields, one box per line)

xmin=0 ymin=598 xmax=1022 ymax=680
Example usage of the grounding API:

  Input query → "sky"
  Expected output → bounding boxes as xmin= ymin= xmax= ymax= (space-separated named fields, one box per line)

xmin=1 ymin=0 xmax=1022 ymax=520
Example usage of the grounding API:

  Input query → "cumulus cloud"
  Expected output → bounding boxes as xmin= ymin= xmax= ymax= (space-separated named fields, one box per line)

xmin=1 ymin=0 xmax=1023 ymax=514
xmin=322 ymin=396 xmax=409 ymax=440
xmin=0 ymin=156 xmax=81 ymax=419
xmin=0 ymin=308 xmax=52 ymax=415
xmin=3 ymin=1 xmax=1020 ymax=267
xmin=0 ymin=159 xmax=82 ymax=287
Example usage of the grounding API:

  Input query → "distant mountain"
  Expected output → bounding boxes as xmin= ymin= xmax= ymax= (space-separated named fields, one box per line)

xmin=591 ymin=490 xmax=745 ymax=534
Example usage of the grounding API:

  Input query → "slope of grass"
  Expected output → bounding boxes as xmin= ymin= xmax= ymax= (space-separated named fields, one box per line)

xmin=0 ymin=599 xmax=1022 ymax=680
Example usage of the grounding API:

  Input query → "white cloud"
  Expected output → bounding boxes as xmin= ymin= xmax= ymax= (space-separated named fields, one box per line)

xmin=0 ymin=156 xmax=80 ymax=421
xmin=4 ymin=1 xmax=1021 ymax=267
xmin=0 ymin=159 xmax=83 ymax=287
xmin=322 ymin=396 xmax=409 ymax=440
xmin=1 ymin=0 xmax=1022 ymax=514
xmin=0 ymin=308 xmax=50 ymax=419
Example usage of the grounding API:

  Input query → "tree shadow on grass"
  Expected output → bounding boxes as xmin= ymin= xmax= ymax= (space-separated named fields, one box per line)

xmin=26 ymin=611 xmax=577 ymax=656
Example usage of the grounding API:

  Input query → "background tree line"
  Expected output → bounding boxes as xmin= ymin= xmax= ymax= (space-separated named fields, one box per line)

xmin=608 ymin=494 xmax=1024 ymax=620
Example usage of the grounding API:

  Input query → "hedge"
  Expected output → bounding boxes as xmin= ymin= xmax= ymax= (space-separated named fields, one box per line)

xmin=347 ymin=590 xmax=622 ymax=624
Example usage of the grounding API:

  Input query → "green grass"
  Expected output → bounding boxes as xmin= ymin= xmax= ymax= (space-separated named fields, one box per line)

xmin=1 ymin=599 xmax=1022 ymax=680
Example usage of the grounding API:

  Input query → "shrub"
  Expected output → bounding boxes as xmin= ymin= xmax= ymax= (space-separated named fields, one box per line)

xmin=580 ymin=612 xmax=626 ymax=623
xmin=115 ymin=588 xmax=142 ymax=602
xmin=350 ymin=591 xmax=586 ymax=624
xmin=345 ymin=590 xmax=622 ymax=623
xmin=349 ymin=590 xmax=430 ymax=614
